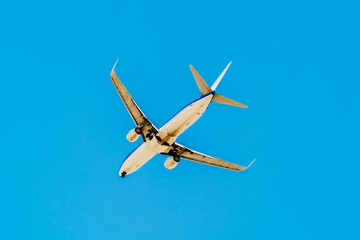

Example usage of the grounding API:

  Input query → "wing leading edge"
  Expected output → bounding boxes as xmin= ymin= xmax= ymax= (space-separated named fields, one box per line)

xmin=161 ymin=143 xmax=247 ymax=171
xmin=110 ymin=60 xmax=158 ymax=140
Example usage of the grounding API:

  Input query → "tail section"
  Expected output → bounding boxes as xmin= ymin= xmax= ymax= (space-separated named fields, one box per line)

xmin=189 ymin=65 xmax=212 ymax=95
xmin=212 ymin=93 xmax=248 ymax=108
xmin=189 ymin=62 xmax=248 ymax=108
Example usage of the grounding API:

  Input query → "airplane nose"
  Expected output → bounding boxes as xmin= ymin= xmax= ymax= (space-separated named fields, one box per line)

xmin=119 ymin=171 xmax=127 ymax=178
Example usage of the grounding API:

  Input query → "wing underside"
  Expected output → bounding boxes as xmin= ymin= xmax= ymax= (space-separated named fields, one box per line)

xmin=162 ymin=143 xmax=247 ymax=171
xmin=110 ymin=60 xmax=158 ymax=141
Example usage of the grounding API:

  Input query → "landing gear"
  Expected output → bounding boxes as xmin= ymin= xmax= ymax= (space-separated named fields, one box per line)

xmin=120 ymin=171 xmax=127 ymax=178
xmin=135 ymin=127 xmax=142 ymax=134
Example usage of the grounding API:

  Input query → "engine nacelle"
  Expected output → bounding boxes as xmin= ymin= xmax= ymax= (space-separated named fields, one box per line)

xmin=164 ymin=156 xmax=180 ymax=170
xmin=126 ymin=128 xmax=141 ymax=142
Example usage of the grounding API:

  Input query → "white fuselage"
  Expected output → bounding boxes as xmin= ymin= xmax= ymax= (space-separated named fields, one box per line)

xmin=119 ymin=93 xmax=214 ymax=175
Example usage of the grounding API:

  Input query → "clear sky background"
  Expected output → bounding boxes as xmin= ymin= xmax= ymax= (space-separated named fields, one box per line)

xmin=1 ymin=0 xmax=359 ymax=239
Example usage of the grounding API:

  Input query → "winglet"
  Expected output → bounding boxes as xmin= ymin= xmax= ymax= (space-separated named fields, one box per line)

xmin=246 ymin=158 xmax=256 ymax=170
xmin=111 ymin=58 xmax=119 ymax=76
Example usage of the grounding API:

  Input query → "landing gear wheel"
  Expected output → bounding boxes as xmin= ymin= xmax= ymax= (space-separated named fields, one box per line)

xmin=135 ymin=128 xmax=142 ymax=134
xmin=121 ymin=171 xmax=127 ymax=178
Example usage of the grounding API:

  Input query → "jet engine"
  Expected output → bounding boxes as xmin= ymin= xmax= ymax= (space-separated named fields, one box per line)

xmin=126 ymin=128 xmax=141 ymax=142
xmin=164 ymin=156 xmax=180 ymax=170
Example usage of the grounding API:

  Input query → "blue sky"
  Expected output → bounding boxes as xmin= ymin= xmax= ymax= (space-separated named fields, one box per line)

xmin=1 ymin=0 xmax=359 ymax=239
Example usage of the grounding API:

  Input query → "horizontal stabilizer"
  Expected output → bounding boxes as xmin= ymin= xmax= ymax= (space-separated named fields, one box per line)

xmin=189 ymin=65 xmax=212 ymax=95
xmin=212 ymin=93 xmax=248 ymax=108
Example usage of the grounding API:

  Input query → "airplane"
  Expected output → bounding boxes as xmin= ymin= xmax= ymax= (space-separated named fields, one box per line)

xmin=110 ymin=60 xmax=255 ymax=178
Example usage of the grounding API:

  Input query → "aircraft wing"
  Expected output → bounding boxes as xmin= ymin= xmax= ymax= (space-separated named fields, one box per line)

xmin=162 ymin=143 xmax=247 ymax=171
xmin=110 ymin=60 xmax=158 ymax=140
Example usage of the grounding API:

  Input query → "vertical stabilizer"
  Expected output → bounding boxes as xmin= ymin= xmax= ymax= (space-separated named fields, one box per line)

xmin=211 ymin=62 xmax=232 ymax=91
